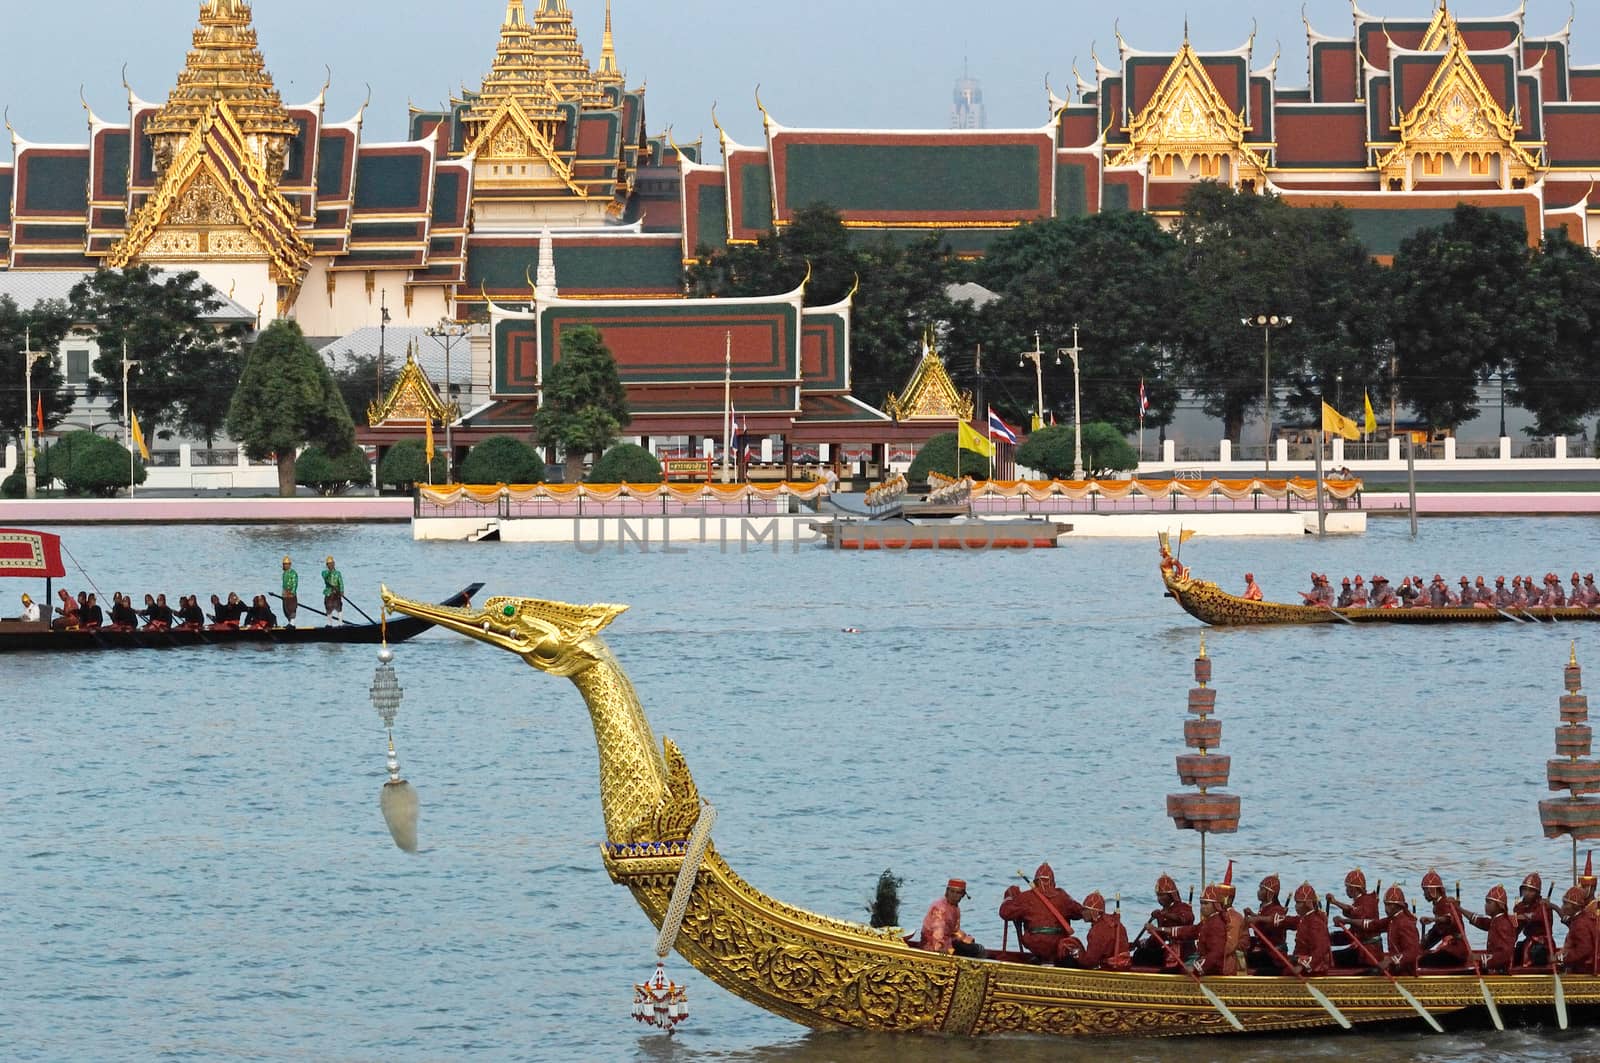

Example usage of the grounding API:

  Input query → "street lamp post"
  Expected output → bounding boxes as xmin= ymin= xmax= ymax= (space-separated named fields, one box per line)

xmin=1018 ymin=331 xmax=1047 ymax=431
xmin=1498 ymin=368 xmax=1508 ymax=439
xmin=1242 ymin=313 xmax=1292 ymax=471
xmin=376 ymin=290 xmax=391 ymax=399
xmin=425 ymin=318 xmax=470 ymax=483
xmin=1056 ymin=325 xmax=1085 ymax=481
xmin=21 ymin=327 xmax=44 ymax=499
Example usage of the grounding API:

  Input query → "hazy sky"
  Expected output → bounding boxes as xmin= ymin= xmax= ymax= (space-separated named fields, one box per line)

xmin=0 ymin=1 xmax=1583 ymax=157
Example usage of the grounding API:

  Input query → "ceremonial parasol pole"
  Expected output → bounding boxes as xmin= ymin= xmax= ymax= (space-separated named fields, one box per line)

xmin=1165 ymin=638 xmax=1239 ymax=891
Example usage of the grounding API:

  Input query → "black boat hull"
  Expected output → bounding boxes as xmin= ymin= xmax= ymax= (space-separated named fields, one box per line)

xmin=0 ymin=584 xmax=483 ymax=652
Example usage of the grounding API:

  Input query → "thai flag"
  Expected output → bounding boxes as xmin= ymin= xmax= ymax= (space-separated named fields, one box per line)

xmin=987 ymin=407 xmax=1019 ymax=445
xmin=1140 ymin=378 xmax=1149 ymax=415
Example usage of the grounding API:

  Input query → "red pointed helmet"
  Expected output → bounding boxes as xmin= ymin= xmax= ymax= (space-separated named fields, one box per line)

xmin=1034 ymin=863 xmax=1055 ymax=887
xmin=1156 ymin=873 xmax=1178 ymax=895
xmin=1293 ymin=881 xmax=1318 ymax=906
xmin=1421 ymin=868 xmax=1443 ymax=891
xmin=1486 ymin=884 xmax=1509 ymax=908
xmin=1383 ymin=884 xmax=1407 ymax=906
xmin=1082 ymin=891 xmax=1105 ymax=914
xmin=1345 ymin=868 xmax=1367 ymax=890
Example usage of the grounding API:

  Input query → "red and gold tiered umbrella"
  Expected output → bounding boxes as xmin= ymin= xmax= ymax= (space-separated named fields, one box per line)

xmin=1166 ymin=638 xmax=1240 ymax=886
xmin=1539 ymin=644 xmax=1600 ymax=883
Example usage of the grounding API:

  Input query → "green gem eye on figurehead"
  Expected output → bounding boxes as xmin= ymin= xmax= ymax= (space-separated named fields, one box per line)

xmin=503 ymin=604 xmax=517 ymax=617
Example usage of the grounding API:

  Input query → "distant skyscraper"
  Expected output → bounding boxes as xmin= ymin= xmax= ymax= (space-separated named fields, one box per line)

xmin=951 ymin=63 xmax=985 ymax=129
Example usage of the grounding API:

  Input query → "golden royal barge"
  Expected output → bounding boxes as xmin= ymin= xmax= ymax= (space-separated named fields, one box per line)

xmin=380 ymin=584 xmax=1600 ymax=1038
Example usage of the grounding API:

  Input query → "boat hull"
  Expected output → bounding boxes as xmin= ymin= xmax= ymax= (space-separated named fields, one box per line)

xmin=811 ymin=519 xmax=1071 ymax=550
xmin=1163 ymin=569 xmax=1600 ymax=626
xmin=0 ymin=584 xmax=483 ymax=651
xmin=609 ymin=844 xmax=1600 ymax=1036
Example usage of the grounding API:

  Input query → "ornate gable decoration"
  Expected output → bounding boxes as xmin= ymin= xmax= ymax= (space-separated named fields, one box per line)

xmin=108 ymin=101 xmax=313 ymax=309
xmin=1109 ymin=43 xmax=1268 ymax=178
xmin=369 ymin=347 xmax=456 ymax=427
xmin=1378 ymin=31 xmax=1541 ymax=189
xmin=473 ymin=95 xmax=586 ymax=197
xmin=884 ymin=337 xmax=974 ymax=423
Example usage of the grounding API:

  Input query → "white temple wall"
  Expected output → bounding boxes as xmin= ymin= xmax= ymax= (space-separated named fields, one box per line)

xmin=292 ymin=265 xmax=454 ymax=335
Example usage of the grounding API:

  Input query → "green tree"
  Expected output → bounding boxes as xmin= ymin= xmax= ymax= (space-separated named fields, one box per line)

xmin=40 ymin=430 xmax=144 ymax=496
xmin=688 ymin=205 xmax=966 ymax=407
xmin=1509 ymin=232 xmax=1600 ymax=436
xmin=459 ymin=435 xmax=546 ymax=484
xmin=295 ymin=445 xmax=373 ymax=495
xmin=326 ymin=350 xmax=382 ymax=428
xmin=588 ymin=442 xmax=661 ymax=483
xmin=530 ymin=325 xmax=630 ymax=481
xmin=225 ymin=320 xmax=356 ymax=497
xmin=906 ymin=431 xmax=990 ymax=482
xmin=0 ymin=295 xmax=73 ymax=448
xmin=978 ymin=212 xmax=1184 ymax=434
xmin=1390 ymin=205 xmax=1544 ymax=431
xmin=1170 ymin=184 xmax=1389 ymax=443
xmin=69 ymin=265 xmax=250 ymax=445
xmin=378 ymin=438 xmax=445 ymax=490
xmin=1016 ymin=422 xmax=1138 ymax=477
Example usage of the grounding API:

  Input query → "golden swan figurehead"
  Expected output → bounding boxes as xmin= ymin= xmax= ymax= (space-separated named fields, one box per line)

xmin=381 ymin=586 xmax=626 ymax=676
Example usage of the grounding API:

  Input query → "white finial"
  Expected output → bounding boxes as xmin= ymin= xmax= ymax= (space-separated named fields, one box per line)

xmin=535 ymin=228 xmax=559 ymax=301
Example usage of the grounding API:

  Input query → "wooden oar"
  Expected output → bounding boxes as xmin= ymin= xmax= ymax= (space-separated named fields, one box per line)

xmin=271 ymin=591 xmax=327 ymax=618
xmin=1448 ymin=888 xmax=1503 ymax=1031
xmin=1539 ymin=894 xmax=1569 ymax=1030
xmin=1011 ymin=870 xmax=1079 ymax=954
xmin=1491 ymin=604 xmax=1527 ymax=624
xmin=1332 ymin=920 xmax=1443 ymax=1032
xmin=1143 ymin=924 xmax=1245 ymax=1032
xmin=1320 ymin=603 xmax=1356 ymax=626
xmin=1251 ymin=931 xmax=1351 ymax=1029
xmin=344 ymin=596 xmax=379 ymax=625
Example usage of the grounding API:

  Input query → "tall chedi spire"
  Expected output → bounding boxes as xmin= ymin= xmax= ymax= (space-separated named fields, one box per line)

xmin=1539 ymin=645 xmax=1600 ymax=882
xmin=144 ymin=0 xmax=298 ymax=178
xmin=594 ymin=1 xmax=624 ymax=88
xmin=461 ymin=0 xmax=605 ymax=151
xmin=1165 ymin=638 xmax=1241 ymax=886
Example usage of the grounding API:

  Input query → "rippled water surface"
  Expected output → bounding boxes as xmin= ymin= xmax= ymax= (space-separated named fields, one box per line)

xmin=9 ymin=518 xmax=1600 ymax=1060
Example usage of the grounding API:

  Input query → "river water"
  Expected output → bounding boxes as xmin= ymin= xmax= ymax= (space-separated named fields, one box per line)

xmin=7 ymin=517 xmax=1600 ymax=1061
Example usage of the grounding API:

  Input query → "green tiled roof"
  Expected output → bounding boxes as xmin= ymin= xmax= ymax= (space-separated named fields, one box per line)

xmin=781 ymin=143 xmax=1043 ymax=214
xmin=22 ymin=153 xmax=89 ymax=213
xmin=1343 ymin=205 xmax=1528 ymax=255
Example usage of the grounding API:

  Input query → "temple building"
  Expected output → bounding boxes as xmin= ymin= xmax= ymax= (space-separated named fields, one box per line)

xmin=5 ymin=1 xmax=1595 ymax=470
xmin=684 ymin=2 xmax=1600 ymax=258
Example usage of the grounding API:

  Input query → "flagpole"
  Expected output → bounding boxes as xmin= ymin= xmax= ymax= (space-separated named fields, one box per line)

xmin=722 ymin=331 xmax=732 ymax=484
xmin=121 ymin=340 xmax=135 ymax=498
xmin=1139 ymin=382 xmax=1146 ymax=468
xmin=1315 ymin=423 xmax=1327 ymax=539
xmin=22 ymin=327 xmax=41 ymax=500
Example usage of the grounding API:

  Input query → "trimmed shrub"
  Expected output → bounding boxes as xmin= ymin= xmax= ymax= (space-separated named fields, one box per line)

xmin=40 ymin=431 xmax=144 ymax=496
xmin=378 ymin=439 xmax=447 ymax=490
xmin=296 ymin=445 xmax=373 ymax=495
xmin=907 ymin=432 xmax=990 ymax=482
xmin=588 ymin=443 xmax=662 ymax=484
xmin=1 ymin=472 xmax=23 ymax=498
xmin=459 ymin=435 xmax=545 ymax=485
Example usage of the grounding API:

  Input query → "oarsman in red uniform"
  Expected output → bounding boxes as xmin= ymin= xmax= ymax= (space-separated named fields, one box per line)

xmin=1190 ymin=884 xmax=1235 ymax=975
xmin=1327 ymin=868 xmax=1381 ymax=967
xmin=1351 ymin=575 xmax=1369 ymax=607
xmin=1371 ymin=576 xmax=1398 ymax=609
xmin=1418 ymin=868 xmax=1471 ymax=968
xmin=1217 ymin=863 xmax=1247 ymax=975
xmin=1067 ymin=891 xmax=1132 ymax=971
xmin=1135 ymin=873 xmax=1194 ymax=968
xmin=1581 ymin=575 xmax=1600 ymax=607
xmin=1242 ymin=573 xmax=1263 ymax=601
xmin=1000 ymin=863 xmax=1084 ymax=964
xmin=1285 ymin=882 xmax=1333 ymax=975
xmin=1242 ymin=874 xmax=1287 ymax=972
xmin=1492 ymin=576 xmax=1515 ymax=607
xmin=1336 ymin=884 xmax=1420 ymax=975
xmin=1558 ymin=885 xmax=1600 ymax=975
xmin=920 ymin=878 xmax=983 ymax=957
xmin=1335 ymin=578 xmax=1354 ymax=608
xmin=1513 ymin=872 xmax=1556 ymax=966
xmin=1463 ymin=884 xmax=1518 ymax=974
xmin=1572 ymin=572 xmax=1585 ymax=605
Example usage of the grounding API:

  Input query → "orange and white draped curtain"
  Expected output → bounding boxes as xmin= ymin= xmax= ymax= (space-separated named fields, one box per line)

xmin=418 ymin=481 xmax=833 ymax=506
xmin=963 ymin=477 xmax=1361 ymax=502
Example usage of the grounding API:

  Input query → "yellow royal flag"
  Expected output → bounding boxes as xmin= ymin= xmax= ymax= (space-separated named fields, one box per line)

xmin=1179 ymin=529 xmax=1198 ymax=544
xmin=1363 ymin=390 xmax=1378 ymax=435
xmin=425 ymin=418 xmax=435 ymax=458
xmin=1031 ymin=412 xmax=1043 ymax=432
xmin=957 ymin=418 xmax=994 ymax=459
xmin=130 ymin=410 xmax=150 ymax=460
xmin=1321 ymin=401 xmax=1360 ymax=441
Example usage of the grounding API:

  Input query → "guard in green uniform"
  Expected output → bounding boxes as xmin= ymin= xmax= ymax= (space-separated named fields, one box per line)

xmin=322 ymin=556 xmax=345 ymax=626
xmin=280 ymin=555 xmax=299 ymax=628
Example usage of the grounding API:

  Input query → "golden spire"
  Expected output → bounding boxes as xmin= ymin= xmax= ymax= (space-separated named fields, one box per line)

xmin=145 ymin=1 xmax=297 ymax=175
xmin=595 ymin=1 xmax=623 ymax=87
xmin=461 ymin=0 xmax=605 ymax=147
